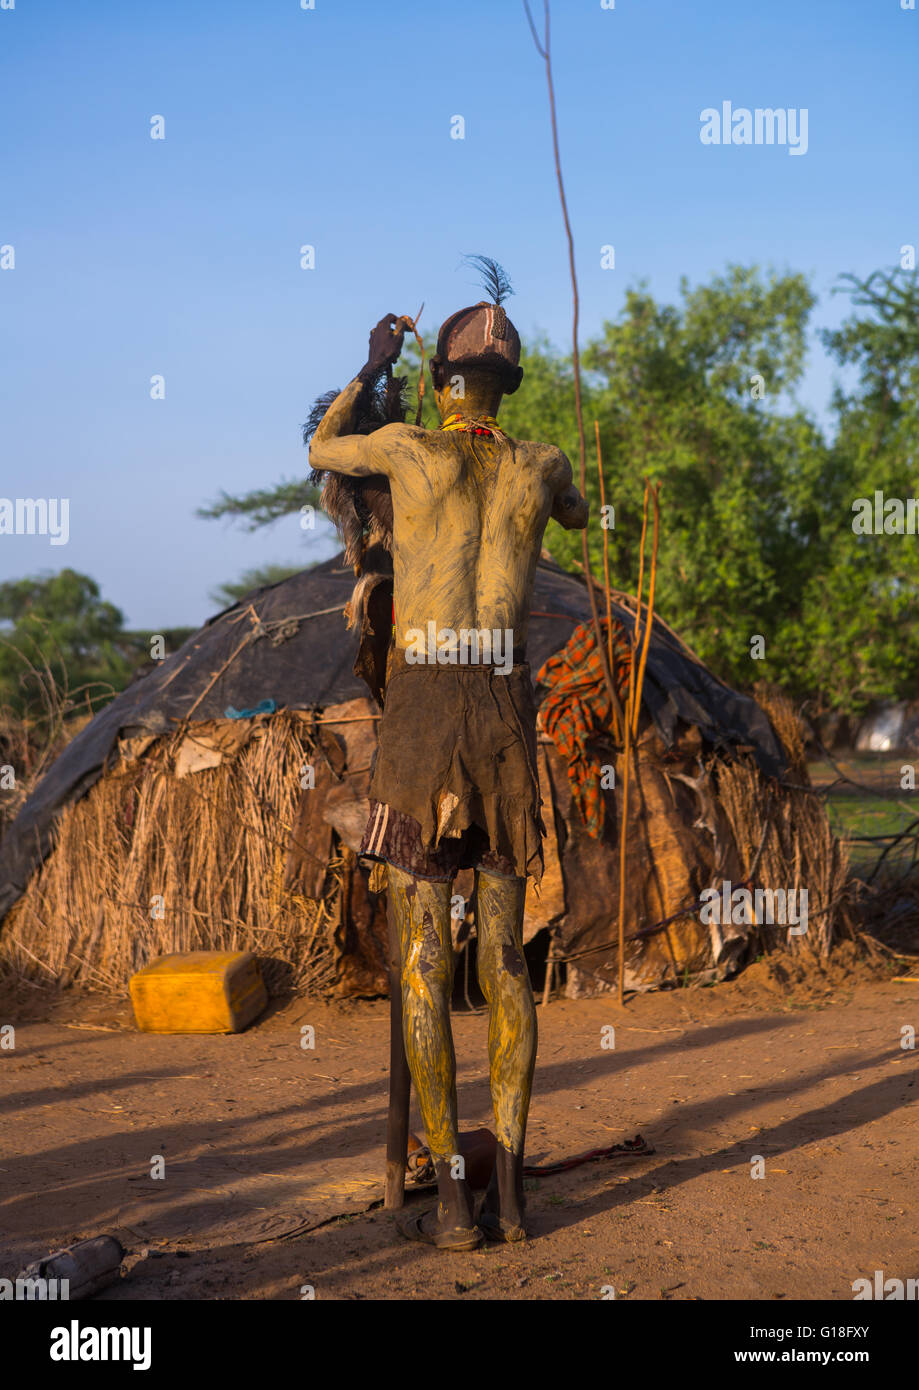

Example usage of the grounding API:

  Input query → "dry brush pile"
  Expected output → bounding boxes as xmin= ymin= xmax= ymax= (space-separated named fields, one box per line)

xmin=0 ymin=711 xmax=340 ymax=994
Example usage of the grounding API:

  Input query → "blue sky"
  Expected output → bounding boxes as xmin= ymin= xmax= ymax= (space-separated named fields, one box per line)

xmin=1 ymin=0 xmax=916 ymax=628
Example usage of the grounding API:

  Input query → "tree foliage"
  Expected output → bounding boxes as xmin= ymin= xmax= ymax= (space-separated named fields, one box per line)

xmin=197 ymin=264 xmax=919 ymax=713
xmin=196 ymin=478 xmax=322 ymax=530
xmin=0 ymin=570 xmax=197 ymax=721
xmin=0 ymin=569 xmax=137 ymax=718
xmin=10 ymin=266 xmax=912 ymax=723
xmin=499 ymin=266 xmax=919 ymax=713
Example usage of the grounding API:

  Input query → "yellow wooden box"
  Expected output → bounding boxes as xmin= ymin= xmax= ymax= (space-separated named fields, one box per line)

xmin=129 ymin=951 xmax=267 ymax=1034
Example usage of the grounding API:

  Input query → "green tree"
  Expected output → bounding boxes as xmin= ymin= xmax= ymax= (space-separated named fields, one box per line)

xmin=202 ymin=267 xmax=919 ymax=712
xmin=0 ymin=569 xmax=137 ymax=718
xmin=196 ymin=479 xmax=321 ymax=530
xmin=501 ymin=266 xmax=829 ymax=695
xmin=795 ymin=267 xmax=919 ymax=711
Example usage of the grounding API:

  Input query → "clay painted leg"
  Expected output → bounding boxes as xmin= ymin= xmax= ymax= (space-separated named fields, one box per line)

xmin=387 ymin=864 xmax=480 ymax=1247
xmin=474 ymin=869 xmax=537 ymax=1241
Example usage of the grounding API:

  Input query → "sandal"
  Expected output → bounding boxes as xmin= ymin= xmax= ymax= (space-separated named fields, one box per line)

xmin=398 ymin=1206 xmax=484 ymax=1251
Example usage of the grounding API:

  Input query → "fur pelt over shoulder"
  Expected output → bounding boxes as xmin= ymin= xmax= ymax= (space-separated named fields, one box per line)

xmin=303 ymin=372 xmax=403 ymax=574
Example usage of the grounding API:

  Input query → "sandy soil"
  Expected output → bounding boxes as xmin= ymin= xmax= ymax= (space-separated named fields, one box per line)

xmin=1 ymin=951 xmax=917 ymax=1301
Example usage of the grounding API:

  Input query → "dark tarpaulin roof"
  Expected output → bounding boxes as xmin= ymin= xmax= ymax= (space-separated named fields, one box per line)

xmin=0 ymin=554 xmax=784 ymax=923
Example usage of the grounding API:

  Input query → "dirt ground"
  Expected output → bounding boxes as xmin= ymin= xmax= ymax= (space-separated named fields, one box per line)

xmin=1 ymin=949 xmax=917 ymax=1301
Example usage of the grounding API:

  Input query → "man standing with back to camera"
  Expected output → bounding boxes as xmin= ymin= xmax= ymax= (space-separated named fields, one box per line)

xmin=309 ymin=260 xmax=588 ymax=1249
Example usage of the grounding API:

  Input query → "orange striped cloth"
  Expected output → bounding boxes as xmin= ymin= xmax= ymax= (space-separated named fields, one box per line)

xmin=536 ymin=618 xmax=632 ymax=838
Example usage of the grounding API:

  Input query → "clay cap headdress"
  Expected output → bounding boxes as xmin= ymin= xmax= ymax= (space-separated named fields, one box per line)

xmin=431 ymin=255 xmax=523 ymax=395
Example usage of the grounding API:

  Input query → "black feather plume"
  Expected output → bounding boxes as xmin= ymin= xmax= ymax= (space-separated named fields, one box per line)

xmin=301 ymin=388 xmax=341 ymax=449
xmin=301 ymin=374 xmax=407 ymax=456
xmin=463 ymin=254 xmax=514 ymax=306
xmin=302 ymin=376 xmax=406 ymax=569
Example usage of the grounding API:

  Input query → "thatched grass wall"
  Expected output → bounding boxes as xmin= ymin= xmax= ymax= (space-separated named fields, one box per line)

xmin=0 ymin=685 xmax=858 ymax=1001
xmin=713 ymin=756 xmax=850 ymax=960
xmin=0 ymin=711 xmax=339 ymax=993
xmin=556 ymin=692 xmax=854 ymax=999
xmin=716 ymin=687 xmax=852 ymax=960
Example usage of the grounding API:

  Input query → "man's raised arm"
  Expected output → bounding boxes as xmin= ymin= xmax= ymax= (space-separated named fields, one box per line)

xmin=309 ymin=380 xmax=378 ymax=476
xmin=308 ymin=314 xmax=407 ymax=477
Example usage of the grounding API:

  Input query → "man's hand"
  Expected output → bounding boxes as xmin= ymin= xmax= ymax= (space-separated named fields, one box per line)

xmin=552 ymin=483 xmax=589 ymax=530
xmin=358 ymin=314 xmax=407 ymax=383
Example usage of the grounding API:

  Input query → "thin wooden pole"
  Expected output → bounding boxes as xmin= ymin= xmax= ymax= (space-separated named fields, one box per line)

xmin=632 ymin=485 xmax=661 ymax=738
xmin=595 ymin=420 xmax=620 ymax=741
xmin=632 ymin=489 xmax=650 ymax=698
xmin=616 ymin=704 xmax=633 ymax=1007
xmin=616 ymin=485 xmax=647 ymax=1004
xmin=616 ymin=482 xmax=661 ymax=1003
xmin=524 ymin=0 xmax=623 ymax=730
xmin=541 ymin=948 xmax=555 ymax=1006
